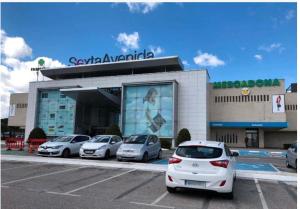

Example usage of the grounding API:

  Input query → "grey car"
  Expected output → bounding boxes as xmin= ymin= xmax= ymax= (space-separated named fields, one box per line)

xmin=286 ymin=143 xmax=297 ymax=169
xmin=117 ymin=134 xmax=161 ymax=162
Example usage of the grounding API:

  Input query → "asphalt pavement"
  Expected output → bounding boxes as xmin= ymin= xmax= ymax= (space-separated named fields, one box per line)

xmin=1 ymin=161 xmax=297 ymax=209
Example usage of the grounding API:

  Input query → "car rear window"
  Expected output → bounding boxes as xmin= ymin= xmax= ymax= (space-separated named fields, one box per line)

xmin=176 ymin=146 xmax=223 ymax=159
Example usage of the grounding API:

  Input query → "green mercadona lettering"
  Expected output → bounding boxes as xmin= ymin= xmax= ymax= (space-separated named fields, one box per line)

xmin=213 ymin=79 xmax=280 ymax=89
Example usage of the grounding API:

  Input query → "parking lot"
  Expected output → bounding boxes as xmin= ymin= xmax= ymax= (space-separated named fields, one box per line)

xmin=1 ymin=160 xmax=297 ymax=209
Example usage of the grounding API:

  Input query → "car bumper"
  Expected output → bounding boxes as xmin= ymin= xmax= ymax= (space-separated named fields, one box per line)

xmin=37 ymin=148 xmax=62 ymax=157
xmin=166 ymin=169 xmax=234 ymax=193
xmin=79 ymin=149 xmax=106 ymax=158
xmin=117 ymin=152 xmax=143 ymax=161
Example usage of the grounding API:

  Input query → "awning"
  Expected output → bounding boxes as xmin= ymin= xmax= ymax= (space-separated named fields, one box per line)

xmin=60 ymin=87 xmax=120 ymax=108
xmin=210 ymin=122 xmax=288 ymax=128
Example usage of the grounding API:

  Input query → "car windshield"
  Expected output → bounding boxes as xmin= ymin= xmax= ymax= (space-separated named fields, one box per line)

xmin=124 ymin=135 xmax=147 ymax=144
xmin=176 ymin=146 xmax=223 ymax=159
xmin=54 ymin=136 xmax=74 ymax=142
xmin=91 ymin=136 xmax=110 ymax=143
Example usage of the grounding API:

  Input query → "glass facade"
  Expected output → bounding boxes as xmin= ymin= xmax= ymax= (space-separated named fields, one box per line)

xmin=123 ymin=83 xmax=174 ymax=137
xmin=37 ymin=90 xmax=76 ymax=136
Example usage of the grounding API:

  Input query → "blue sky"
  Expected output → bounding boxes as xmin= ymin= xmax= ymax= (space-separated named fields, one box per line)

xmin=1 ymin=2 xmax=297 ymax=86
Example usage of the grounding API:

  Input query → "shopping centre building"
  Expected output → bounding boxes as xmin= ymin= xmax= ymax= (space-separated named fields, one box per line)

xmin=8 ymin=56 xmax=297 ymax=148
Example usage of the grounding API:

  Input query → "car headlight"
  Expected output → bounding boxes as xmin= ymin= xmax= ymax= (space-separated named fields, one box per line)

xmin=51 ymin=145 xmax=63 ymax=149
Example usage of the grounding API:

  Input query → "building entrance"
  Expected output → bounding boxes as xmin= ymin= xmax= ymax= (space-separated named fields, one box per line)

xmin=245 ymin=129 xmax=259 ymax=148
xmin=61 ymin=87 xmax=121 ymax=136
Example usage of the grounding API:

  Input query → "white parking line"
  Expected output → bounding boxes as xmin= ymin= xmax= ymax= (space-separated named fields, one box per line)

xmin=2 ymin=166 xmax=86 ymax=185
xmin=64 ymin=169 xmax=136 ymax=194
xmin=269 ymin=163 xmax=280 ymax=172
xmin=255 ymin=178 xmax=269 ymax=209
xmin=1 ymin=163 xmax=43 ymax=171
xmin=130 ymin=191 xmax=172 ymax=209
xmin=151 ymin=191 xmax=169 ymax=205
xmin=46 ymin=191 xmax=80 ymax=197
xmin=130 ymin=202 xmax=175 ymax=209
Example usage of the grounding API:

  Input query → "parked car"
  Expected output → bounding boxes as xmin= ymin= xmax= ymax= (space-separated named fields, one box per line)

xmin=286 ymin=143 xmax=297 ymax=169
xmin=80 ymin=135 xmax=122 ymax=159
xmin=37 ymin=135 xmax=91 ymax=157
xmin=117 ymin=134 xmax=161 ymax=162
xmin=165 ymin=140 xmax=238 ymax=199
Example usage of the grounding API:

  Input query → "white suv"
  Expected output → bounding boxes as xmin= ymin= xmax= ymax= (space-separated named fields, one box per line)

xmin=165 ymin=140 xmax=238 ymax=199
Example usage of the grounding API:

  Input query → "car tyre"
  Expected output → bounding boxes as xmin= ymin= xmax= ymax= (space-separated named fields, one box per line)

xmin=166 ymin=187 xmax=176 ymax=193
xmin=157 ymin=149 xmax=162 ymax=159
xmin=142 ymin=152 xmax=148 ymax=162
xmin=286 ymin=159 xmax=291 ymax=168
xmin=104 ymin=150 xmax=110 ymax=159
xmin=62 ymin=149 xmax=70 ymax=158
xmin=224 ymin=191 xmax=234 ymax=200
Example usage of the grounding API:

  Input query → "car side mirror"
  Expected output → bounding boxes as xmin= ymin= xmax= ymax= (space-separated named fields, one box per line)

xmin=231 ymin=152 xmax=239 ymax=157
xmin=110 ymin=141 xmax=116 ymax=144
xmin=148 ymin=142 xmax=154 ymax=146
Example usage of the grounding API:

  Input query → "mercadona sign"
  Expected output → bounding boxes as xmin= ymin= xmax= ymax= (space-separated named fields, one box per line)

xmin=213 ymin=79 xmax=280 ymax=89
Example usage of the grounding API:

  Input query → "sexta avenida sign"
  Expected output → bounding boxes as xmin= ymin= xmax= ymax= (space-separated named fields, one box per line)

xmin=69 ymin=49 xmax=155 ymax=66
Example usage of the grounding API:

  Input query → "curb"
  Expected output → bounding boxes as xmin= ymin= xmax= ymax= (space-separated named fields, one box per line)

xmin=1 ymin=154 xmax=297 ymax=182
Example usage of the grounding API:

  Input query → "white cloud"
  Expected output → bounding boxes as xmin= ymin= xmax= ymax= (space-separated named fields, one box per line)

xmin=182 ymin=60 xmax=190 ymax=66
xmin=286 ymin=10 xmax=295 ymax=20
xmin=193 ymin=51 xmax=225 ymax=67
xmin=117 ymin=32 xmax=140 ymax=53
xmin=0 ymin=30 xmax=65 ymax=118
xmin=148 ymin=45 xmax=163 ymax=56
xmin=126 ymin=2 xmax=161 ymax=14
xmin=1 ymin=30 xmax=32 ymax=59
xmin=254 ymin=54 xmax=263 ymax=61
xmin=258 ymin=43 xmax=285 ymax=53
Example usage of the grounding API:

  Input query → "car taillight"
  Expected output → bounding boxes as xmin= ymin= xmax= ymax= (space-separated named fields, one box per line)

xmin=210 ymin=160 xmax=229 ymax=168
xmin=168 ymin=157 xmax=182 ymax=164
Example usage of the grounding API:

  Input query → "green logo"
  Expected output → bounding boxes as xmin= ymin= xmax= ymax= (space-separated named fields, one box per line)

xmin=213 ymin=79 xmax=280 ymax=89
xmin=38 ymin=59 xmax=45 ymax=67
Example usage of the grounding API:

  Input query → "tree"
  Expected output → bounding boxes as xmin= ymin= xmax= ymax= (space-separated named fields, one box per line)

xmin=105 ymin=124 xmax=122 ymax=138
xmin=28 ymin=127 xmax=46 ymax=139
xmin=175 ymin=128 xmax=191 ymax=146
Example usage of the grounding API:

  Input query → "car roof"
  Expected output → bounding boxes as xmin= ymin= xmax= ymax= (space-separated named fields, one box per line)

xmin=93 ymin=135 xmax=116 ymax=137
xmin=178 ymin=140 xmax=224 ymax=148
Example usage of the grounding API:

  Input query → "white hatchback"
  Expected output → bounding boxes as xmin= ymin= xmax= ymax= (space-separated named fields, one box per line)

xmin=165 ymin=140 xmax=238 ymax=199
xmin=80 ymin=135 xmax=122 ymax=159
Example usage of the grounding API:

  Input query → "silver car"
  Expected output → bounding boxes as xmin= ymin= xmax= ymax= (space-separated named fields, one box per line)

xmin=117 ymin=134 xmax=162 ymax=162
xmin=80 ymin=135 xmax=122 ymax=159
xmin=37 ymin=135 xmax=91 ymax=157
xmin=286 ymin=143 xmax=297 ymax=169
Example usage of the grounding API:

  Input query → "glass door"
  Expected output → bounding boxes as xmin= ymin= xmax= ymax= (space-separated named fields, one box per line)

xmin=245 ymin=129 xmax=259 ymax=148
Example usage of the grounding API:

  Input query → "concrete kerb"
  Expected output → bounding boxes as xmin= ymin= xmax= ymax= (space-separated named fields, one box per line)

xmin=1 ymin=154 xmax=297 ymax=182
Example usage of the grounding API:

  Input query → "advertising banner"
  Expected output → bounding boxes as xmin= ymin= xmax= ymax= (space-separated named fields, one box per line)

xmin=272 ymin=94 xmax=285 ymax=113
xmin=123 ymin=83 xmax=174 ymax=137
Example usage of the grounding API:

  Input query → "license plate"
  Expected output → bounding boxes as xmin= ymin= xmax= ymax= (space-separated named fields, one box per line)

xmin=85 ymin=151 xmax=94 ymax=154
xmin=185 ymin=180 xmax=206 ymax=187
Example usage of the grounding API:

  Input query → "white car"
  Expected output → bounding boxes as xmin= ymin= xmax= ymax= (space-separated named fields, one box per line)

xmin=80 ymin=135 xmax=122 ymax=159
xmin=38 ymin=135 xmax=91 ymax=157
xmin=165 ymin=140 xmax=238 ymax=199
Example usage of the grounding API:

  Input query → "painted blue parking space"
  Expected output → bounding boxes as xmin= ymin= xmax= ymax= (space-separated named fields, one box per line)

xmin=151 ymin=160 xmax=278 ymax=172
xmin=235 ymin=162 xmax=278 ymax=172
xmin=233 ymin=150 xmax=287 ymax=158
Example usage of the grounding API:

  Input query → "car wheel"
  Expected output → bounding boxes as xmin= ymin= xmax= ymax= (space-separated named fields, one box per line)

xmin=142 ymin=152 xmax=148 ymax=162
xmin=166 ymin=186 xmax=176 ymax=193
xmin=224 ymin=191 xmax=234 ymax=200
xmin=286 ymin=159 xmax=291 ymax=168
xmin=104 ymin=150 xmax=110 ymax=159
xmin=62 ymin=149 xmax=70 ymax=158
xmin=157 ymin=149 xmax=162 ymax=159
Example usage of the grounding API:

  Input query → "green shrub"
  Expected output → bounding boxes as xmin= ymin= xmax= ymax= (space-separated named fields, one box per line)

xmin=160 ymin=138 xmax=172 ymax=149
xmin=28 ymin=127 xmax=46 ymax=139
xmin=105 ymin=124 xmax=122 ymax=138
xmin=175 ymin=128 xmax=191 ymax=146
